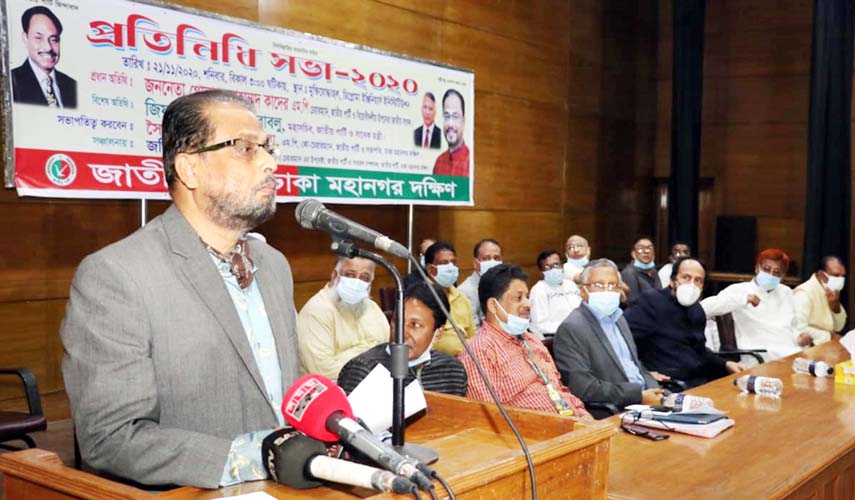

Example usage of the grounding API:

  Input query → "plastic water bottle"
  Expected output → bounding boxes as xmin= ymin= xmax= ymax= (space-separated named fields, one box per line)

xmin=660 ymin=393 xmax=714 ymax=411
xmin=792 ymin=358 xmax=834 ymax=377
xmin=733 ymin=375 xmax=783 ymax=397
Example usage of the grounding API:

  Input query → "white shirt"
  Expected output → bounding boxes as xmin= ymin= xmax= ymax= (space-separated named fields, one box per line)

xmin=701 ymin=280 xmax=802 ymax=362
xmin=529 ymin=279 xmax=582 ymax=338
xmin=563 ymin=262 xmax=584 ymax=282
xmin=28 ymin=58 xmax=64 ymax=108
xmin=457 ymin=271 xmax=481 ymax=327
xmin=658 ymin=263 xmax=672 ymax=289
xmin=421 ymin=124 xmax=435 ymax=146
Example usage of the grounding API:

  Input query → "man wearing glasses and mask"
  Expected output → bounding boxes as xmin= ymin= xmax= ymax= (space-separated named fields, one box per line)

xmin=621 ymin=237 xmax=661 ymax=307
xmin=529 ymin=249 xmax=581 ymax=339
xmin=297 ymin=256 xmax=390 ymax=380
xmin=62 ymin=90 xmax=300 ymax=488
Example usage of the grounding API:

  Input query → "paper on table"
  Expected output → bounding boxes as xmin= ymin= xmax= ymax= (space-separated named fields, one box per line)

xmin=841 ymin=330 xmax=855 ymax=358
xmin=219 ymin=492 xmax=278 ymax=500
xmin=347 ymin=363 xmax=427 ymax=433
xmin=628 ymin=416 xmax=735 ymax=438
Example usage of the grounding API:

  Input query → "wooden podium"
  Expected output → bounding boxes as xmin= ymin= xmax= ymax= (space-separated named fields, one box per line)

xmin=0 ymin=393 xmax=615 ymax=499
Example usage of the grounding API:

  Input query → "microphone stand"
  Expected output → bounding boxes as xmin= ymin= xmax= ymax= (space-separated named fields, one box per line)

xmin=330 ymin=239 xmax=438 ymax=465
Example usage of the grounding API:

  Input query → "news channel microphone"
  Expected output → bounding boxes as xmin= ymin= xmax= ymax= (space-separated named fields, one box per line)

xmin=262 ymin=429 xmax=416 ymax=493
xmin=281 ymin=374 xmax=434 ymax=491
xmin=294 ymin=199 xmax=410 ymax=258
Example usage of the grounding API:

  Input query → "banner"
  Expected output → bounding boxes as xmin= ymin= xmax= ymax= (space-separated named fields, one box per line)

xmin=1 ymin=0 xmax=475 ymax=205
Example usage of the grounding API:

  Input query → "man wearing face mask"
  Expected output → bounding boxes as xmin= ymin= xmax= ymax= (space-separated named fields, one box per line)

xmin=402 ymin=237 xmax=436 ymax=289
xmin=563 ymin=234 xmax=591 ymax=283
xmin=792 ymin=256 xmax=847 ymax=346
xmin=529 ymin=249 xmax=582 ymax=339
xmin=626 ymin=257 xmax=746 ymax=388
xmin=658 ymin=242 xmax=691 ymax=289
xmin=459 ymin=264 xmax=591 ymax=418
xmin=621 ymin=237 xmax=661 ymax=307
xmin=457 ymin=238 xmax=503 ymax=327
xmin=337 ymin=281 xmax=468 ymax=396
xmin=701 ymin=248 xmax=804 ymax=363
xmin=424 ymin=241 xmax=476 ymax=356
xmin=297 ymin=257 xmax=390 ymax=380
xmin=553 ymin=259 xmax=664 ymax=415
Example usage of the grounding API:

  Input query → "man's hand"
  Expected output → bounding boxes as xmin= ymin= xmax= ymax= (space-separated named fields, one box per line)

xmin=746 ymin=294 xmax=761 ymax=307
xmin=641 ymin=388 xmax=665 ymax=406
xmin=797 ymin=332 xmax=814 ymax=347
xmin=725 ymin=361 xmax=747 ymax=373
xmin=825 ymin=288 xmax=842 ymax=312
xmin=649 ymin=371 xmax=671 ymax=382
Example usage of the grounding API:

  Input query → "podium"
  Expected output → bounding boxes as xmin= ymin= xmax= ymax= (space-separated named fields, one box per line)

xmin=0 ymin=392 xmax=614 ymax=499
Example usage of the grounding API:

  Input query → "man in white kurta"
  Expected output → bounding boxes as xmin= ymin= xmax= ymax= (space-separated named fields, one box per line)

xmin=792 ymin=256 xmax=847 ymax=345
xmin=701 ymin=249 xmax=804 ymax=363
xmin=530 ymin=250 xmax=582 ymax=338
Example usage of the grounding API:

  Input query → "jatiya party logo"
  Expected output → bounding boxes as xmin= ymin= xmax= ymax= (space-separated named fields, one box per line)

xmin=44 ymin=154 xmax=77 ymax=186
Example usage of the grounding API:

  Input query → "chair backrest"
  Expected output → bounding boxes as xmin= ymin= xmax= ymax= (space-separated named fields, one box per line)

xmin=715 ymin=313 xmax=737 ymax=351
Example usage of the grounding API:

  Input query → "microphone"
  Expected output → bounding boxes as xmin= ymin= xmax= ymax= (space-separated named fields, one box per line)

xmin=294 ymin=199 xmax=410 ymax=258
xmin=282 ymin=374 xmax=434 ymax=491
xmin=262 ymin=430 xmax=417 ymax=494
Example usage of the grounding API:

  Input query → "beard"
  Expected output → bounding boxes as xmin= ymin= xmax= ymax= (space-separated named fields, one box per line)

xmin=205 ymin=175 xmax=277 ymax=231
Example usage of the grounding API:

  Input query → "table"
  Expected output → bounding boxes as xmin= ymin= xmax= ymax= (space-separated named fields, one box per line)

xmin=607 ymin=339 xmax=855 ymax=499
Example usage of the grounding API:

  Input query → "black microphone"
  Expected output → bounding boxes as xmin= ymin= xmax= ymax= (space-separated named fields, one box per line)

xmin=262 ymin=429 xmax=417 ymax=494
xmin=282 ymin=374 xmax=435 ymax=491
xmin=294 ymin=199 xmax=410 ymax=258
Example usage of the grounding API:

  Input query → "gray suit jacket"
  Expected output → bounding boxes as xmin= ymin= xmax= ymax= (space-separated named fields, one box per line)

xmin=553 ymin=305 xmax=657 ymax=409
xmin=61 ymin=205 xmax=300 ymax=488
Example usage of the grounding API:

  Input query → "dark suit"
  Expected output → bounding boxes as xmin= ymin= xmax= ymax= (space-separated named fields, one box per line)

xmin=553 ymin=305 xmax=657 ymax=411
xmin=11 ymin=59 xmax=77 ymax=108
xmin=414 ymin=124 xmax=441 ymax=149
xmin=621 ymin=264 xmax=661 ymax=307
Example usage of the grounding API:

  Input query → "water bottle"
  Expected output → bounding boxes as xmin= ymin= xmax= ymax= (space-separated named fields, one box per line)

xmin=733 ymin=375 xmax=783 ymax=397
xmin=792 ymin=358 xmax=834 ymax=377
xmin=660 ymin=393 xmax=714 ymax=412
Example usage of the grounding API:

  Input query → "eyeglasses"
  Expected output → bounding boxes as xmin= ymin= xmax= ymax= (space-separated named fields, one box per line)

xmin=567 ymin=244 xmax=587 ymax=251
xmin=443 ymin=112 xmax=462 ymax=121
xmin=585 ymin=282 xmax=620 ymax=292
xmin=541 ymin=263 xmax=562 ymax=271
xmin=634 ymin=246 xmax=654 ymax=253
xmin=190 ymin=138 xmax=279 ymax=161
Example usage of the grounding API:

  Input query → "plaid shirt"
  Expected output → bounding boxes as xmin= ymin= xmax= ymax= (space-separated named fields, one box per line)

xmin=459 ymin=321 xmax=589 ymax=417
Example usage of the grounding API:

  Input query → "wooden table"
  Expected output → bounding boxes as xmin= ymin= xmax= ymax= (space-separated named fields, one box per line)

xmin=0 ymin=392 xmax=615 ymax=499
xmin=607 ymin=340 xmax=855 ymax=499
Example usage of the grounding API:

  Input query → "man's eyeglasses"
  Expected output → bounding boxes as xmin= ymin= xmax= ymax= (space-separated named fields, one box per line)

xmin=567 ymin=244 xmax=587 ymax=251
xmin=190 ymin=138 xmax=279 ymax=161
xmin=634 ymin=246 xmax=654 ymax=253
xmin=541 ymin=263 xmax=562 ymax=271
xmin=585 ymin=282 xmax=620 ymax=292
xmin=443 ymin=112 xmax=462 ymax=121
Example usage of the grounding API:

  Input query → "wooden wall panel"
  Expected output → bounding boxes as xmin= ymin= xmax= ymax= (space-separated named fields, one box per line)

xmin=0 ymin=0 xmax=659 ymax=420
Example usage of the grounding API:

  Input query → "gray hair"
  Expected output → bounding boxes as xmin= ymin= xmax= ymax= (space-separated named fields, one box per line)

xmin=579 ymin=258 xmax=623 ymax=285
xmin=334 ymin=256 xmax=376 ymax=275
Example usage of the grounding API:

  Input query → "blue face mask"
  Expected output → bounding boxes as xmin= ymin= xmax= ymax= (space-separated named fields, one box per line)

xmin=586 ymin=291 xmax=621 ymax=318
xmin=755 ymin=270 xmax=781 ymax=291
xmin=408 ymin=347 xmax=432 ymax=368
xmin=543 ymin=268 xmax=564 ymax=286
xmin=433 ymin=263 xmax=459 ymax=288
xmin=479 ymin=259 xmax=502 ymax=275
xmin=419 ymin=255 xmax=426 ymax=268
xmin=336 ymin=275 xmax=370 ymax=305
xmin=566 ymin=256 xmax=589 ymax=267
xmin=494 ymin=300 xmax=530 ymax=336
xmin=633 ymin=260 xmax=656 ymax=271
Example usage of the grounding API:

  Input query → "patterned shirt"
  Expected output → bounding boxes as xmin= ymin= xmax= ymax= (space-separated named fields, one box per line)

xmin=458 ymin=321 xmax=589 ymax=417
xmin=433 ymin=142 xmax=470 ymax=177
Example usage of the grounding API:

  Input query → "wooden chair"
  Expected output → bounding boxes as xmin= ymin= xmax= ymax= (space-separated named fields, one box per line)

xmin=0 ymin=368 xmax=47 ymax=450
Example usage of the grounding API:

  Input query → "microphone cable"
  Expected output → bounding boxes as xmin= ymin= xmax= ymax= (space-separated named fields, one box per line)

xmin=433 ymin=471 xmax=456 ymax=500
xmin=408 ymin=255 xmax=538 ymax=500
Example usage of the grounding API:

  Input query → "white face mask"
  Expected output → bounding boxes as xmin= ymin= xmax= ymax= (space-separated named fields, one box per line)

xmin=479 ymin=259 xmax=502 ymax=275
xmin=825 ymin=275 xmax=846 ymax=292
xmin=675 ymin=283 xmax=701 ymax=306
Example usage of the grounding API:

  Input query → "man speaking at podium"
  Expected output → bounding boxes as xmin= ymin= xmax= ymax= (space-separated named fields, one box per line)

xmin=61 ymin=90 xmax=299 ymax=488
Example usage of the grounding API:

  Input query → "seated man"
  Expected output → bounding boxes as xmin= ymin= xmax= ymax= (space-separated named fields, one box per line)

xmin=793 ymin=256 xmax=848 ymax=346
xmin=297 ymin=256 xmax=390 ymax=380
xmin=424 ymin=241 xmax=476 ymax=355
xmin=563 ymin=234 xmax=591 ymax=283
xmin=701 ymin=248 xmax=805 ymax=363
xmin=457 ymin=238 xmax=503 ymax=327
xmin=553 ymin=259 xmax=663 ymax=411
xmin=626 ymin=257 xmax=746 ymax=388
xmin=621 ymin=237 xmax=661 ymax=307
xmin=458 ymin=263 xmax=591 ymax=419
xmin=61 ymin=90 xmax=299 ymax=487
xmin=658 ymin=242 xmax=691 ymax=288
xmin=529 ymin=249 xmax=581 ymax=338
xmin=338 ymin=281 xmax=468 ymax=396
xmin=402 ymin=237 xmax=436 ymax=289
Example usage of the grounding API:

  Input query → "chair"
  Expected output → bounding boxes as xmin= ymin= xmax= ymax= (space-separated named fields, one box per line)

xmin=714 ymin=313 xmax=767 ymax=364
xmin=0 ymin=368 xmax=47 ymax=450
